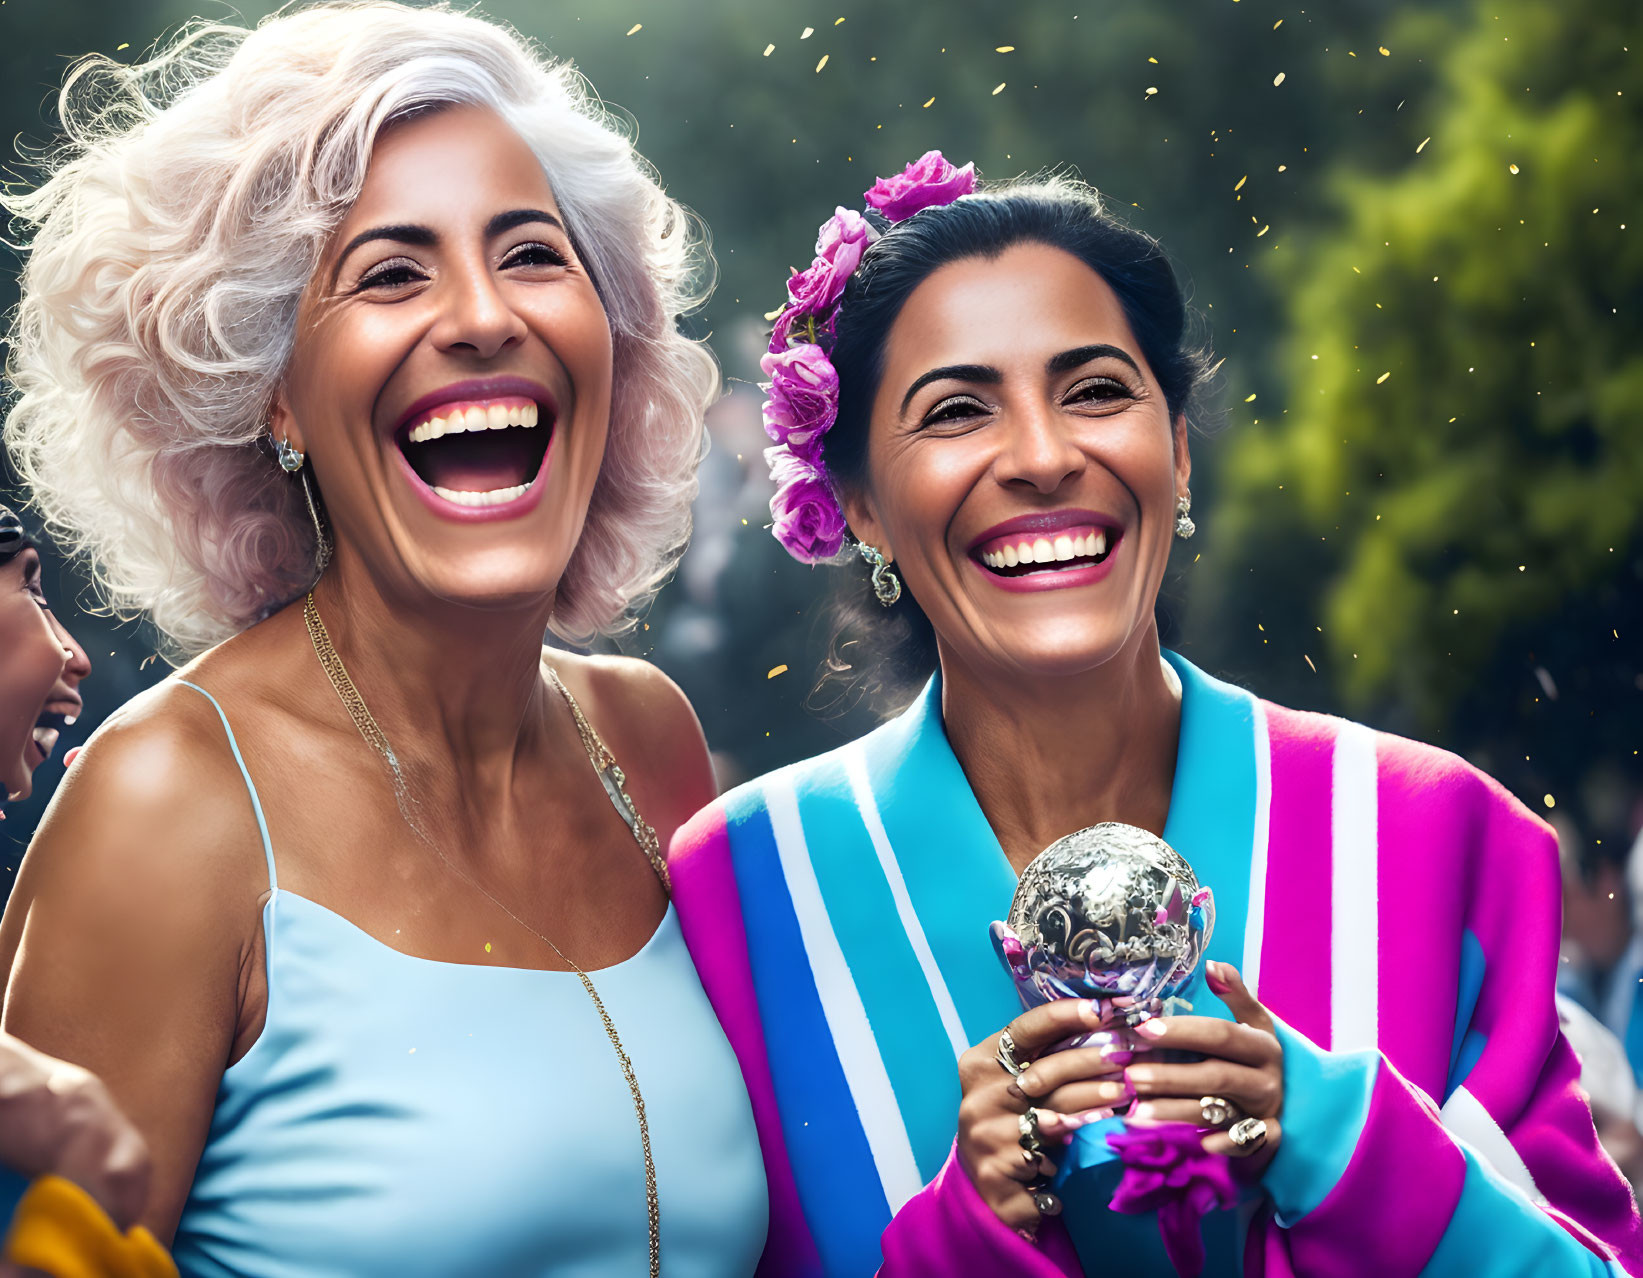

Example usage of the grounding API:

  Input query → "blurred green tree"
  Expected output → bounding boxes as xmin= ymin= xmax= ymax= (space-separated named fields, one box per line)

xmin=1203 ymin=0 xmax=1641 ymax=829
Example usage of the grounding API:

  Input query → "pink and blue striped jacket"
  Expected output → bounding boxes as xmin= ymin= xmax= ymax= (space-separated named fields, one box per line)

xmin=671 ymin=653 xmax=1641 ymax=1275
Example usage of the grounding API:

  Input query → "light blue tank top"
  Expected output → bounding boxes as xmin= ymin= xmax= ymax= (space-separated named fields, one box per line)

xmin=169 ymin=681 xmax=768 ymax=1277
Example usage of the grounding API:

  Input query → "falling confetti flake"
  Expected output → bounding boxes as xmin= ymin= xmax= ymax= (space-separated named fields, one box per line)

xmin=626 ymin=23 xmax=642 ymax=35
xmin=763 ymin=43 xmax=774 ymax=56
xmin=816 ymin=55 xmax=829 ymax=72
xmin=993 ymin=82 xmax=1007 ymax=95
xmin=1244 ymin=393 xmax=1258 ymax=402
xmin=1145 ymin=86 xmax=1159 ymax=96
xmin=1273 ymin=71 xmax=1286 ymax=86
xmin=922 ymin=96 xmax=936 ymax=108
xmin=1508 ymin=163 xmax=1520 ymax=174
xmin=1417 ymin=137 xmax=1431 ymax=153
xmin=1379 ymin=46 xmax=1390 ymax=56
xmin=801 ymin=26 xmax=814 ymax=38
xmin=1234 ymin=174 xmax=1248 ymax=190
xmin=768 ymin=664 xmax=789 ymax=679
xmin=996 ymin=45 xmax=1016 ymax=53
xmin=1376 ymin=371 xmax=1391 ymax=383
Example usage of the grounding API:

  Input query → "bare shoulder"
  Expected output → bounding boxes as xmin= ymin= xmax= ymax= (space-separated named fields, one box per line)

xmin=2 ymin=676 xmax=271 ymax=964
xmin=545 ymin=650 xmax=717 ymax=838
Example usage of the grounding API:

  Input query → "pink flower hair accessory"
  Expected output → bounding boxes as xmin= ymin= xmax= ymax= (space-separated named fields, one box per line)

xmin=760 ymin=152 xmax=977 ymax=564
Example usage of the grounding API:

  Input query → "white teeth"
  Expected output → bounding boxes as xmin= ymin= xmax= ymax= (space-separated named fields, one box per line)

xmin=1032 ymin=538 xmax=1054 ymax=562
xmin=981 ymin=528 xmax=1113 ymax=572
xmin=1091 ymin=530 xmax=1106 ymax=557
xmin=407 ymin=401 xmax=540 ymax=443
xmin=1054 ymin=535 xmax=1075 ymax=561
xmin=1002 ymin=544 xmax=1019 ymax=568
xmin=431 ymin=481 xmax=532 ymax=507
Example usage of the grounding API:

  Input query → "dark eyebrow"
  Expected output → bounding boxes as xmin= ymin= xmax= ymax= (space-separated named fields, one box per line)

xmin=1047 ymin=343 xmax=1144 ymax=378
xmin=900 ymin=364 xmax=1002 ymax=417
xmin=331 ymin=209 xmax=565 ymax=283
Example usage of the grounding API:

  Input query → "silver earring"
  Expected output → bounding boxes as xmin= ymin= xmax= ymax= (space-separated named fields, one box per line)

xmin=276 ymin=435 xmax=305 ymax=474
xmin=300 ymin=470 xmax=332 ymax=574
xmin=1174 ymin=494 xmax=1196 ymax=540
xmin=857 ymin=542 xmax=902 ymax=607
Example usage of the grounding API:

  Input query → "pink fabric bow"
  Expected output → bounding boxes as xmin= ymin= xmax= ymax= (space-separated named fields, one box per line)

xmin=1106 ymin=1123 xmax=1238 ymax=1278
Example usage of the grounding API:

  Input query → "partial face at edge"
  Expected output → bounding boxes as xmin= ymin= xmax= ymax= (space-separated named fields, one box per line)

xmin=274 ymin=103 xmax=615 ymax=614
xmin=844 ymin=242 xmax=1190 ymax=681
xmin=0 ymin=549 xmax=86 ymax=801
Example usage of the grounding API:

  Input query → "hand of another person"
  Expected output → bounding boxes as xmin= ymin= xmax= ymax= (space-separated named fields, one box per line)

xmin=0 ymin=1034 xmax=152 ymax=1231
xmin=1121 ymin=962 xmax=1285 ymax=1167
xmin=956 ymin=998 xmax=1141 ymax=1239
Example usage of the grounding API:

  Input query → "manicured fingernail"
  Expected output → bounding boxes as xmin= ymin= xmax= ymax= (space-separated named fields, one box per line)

xmin=1076 ymin=1106 xmax=1114 ymax=1125
xmin=1131 ymin=1102 xmax=1158 ymax=1121
xmin=1094 ymin=1079 xmax=1129 ymax=1102
xmin=1134 ymin=1019 xmax=1168 ymax=1040
xmin=1206 ymin=962 xmax=1231 ymax=994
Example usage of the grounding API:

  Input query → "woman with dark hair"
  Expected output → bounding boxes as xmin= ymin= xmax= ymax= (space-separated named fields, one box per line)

xmin=0 ymin=504 xmax=165 ymax=1274
xmin=669 ymin=155 xmax=1643 ymax=1275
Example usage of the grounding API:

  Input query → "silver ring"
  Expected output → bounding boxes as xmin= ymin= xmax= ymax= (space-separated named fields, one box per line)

xmin=1199 ymin=1095 xmax=1237 ymax=1128
xmin=996 ymin=1029 xmax=1028 ymax=1078
xmin=1017 ymin=1107 xmax=1045 ymax=1159
xmin=1033 ymin=1190 xmax=1063 ymax=1217
xmin=1228 ymin=1116 xmax=1268 ymax=1153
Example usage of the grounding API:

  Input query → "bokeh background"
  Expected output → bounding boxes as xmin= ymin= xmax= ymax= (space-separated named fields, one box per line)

xmin=1 ymin=0 xmax=1637 ymax=948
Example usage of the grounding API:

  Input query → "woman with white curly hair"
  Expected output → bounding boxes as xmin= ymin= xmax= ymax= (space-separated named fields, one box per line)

xmin=0 ymin=4 xmax=767 ymax=1273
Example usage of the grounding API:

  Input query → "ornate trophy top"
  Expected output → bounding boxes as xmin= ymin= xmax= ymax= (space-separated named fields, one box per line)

xmin=993 ymin=822 xmax=1214 ymax=1013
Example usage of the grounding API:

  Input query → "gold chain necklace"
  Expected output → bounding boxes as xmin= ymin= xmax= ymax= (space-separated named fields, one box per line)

xmin=303 ymin=592 xmax=663 ymax=1276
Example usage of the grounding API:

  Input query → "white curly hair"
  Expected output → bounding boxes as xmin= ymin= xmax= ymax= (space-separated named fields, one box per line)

xmin=3 ymin=0 xmax=716 ymax=658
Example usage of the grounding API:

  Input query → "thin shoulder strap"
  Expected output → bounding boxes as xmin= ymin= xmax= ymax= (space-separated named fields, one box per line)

xmin=543 ymin=665 xmax=671 ymax=894
xmin=176 ymin=680 xmax=279 ymax=895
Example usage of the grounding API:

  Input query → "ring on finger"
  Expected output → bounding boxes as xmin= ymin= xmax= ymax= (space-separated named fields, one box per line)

xmin=1033 ymin=1190 xmax=1063 ymax=1217
xmin=996 ymin=1029 xmax=1029 ymax=1078
xmin=1199 ymin=1094 xmax=1239 ymax=1128
xmin=1018 ymin=1107 xmax=1046 ymax=1159
xmin=1228 ymin=1116 xmax=1268 ymax=1154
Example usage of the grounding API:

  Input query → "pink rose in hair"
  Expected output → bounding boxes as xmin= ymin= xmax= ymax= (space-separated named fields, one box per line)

xmin=782 ymin=207 xmax=873 ymax=320
xmin=759 ymin=343 xmax=838 ymax=462
xmin=766 ymin=446 xmax=847 ymax=564
xmin=863 ymin=150 xmax=977 ymax=222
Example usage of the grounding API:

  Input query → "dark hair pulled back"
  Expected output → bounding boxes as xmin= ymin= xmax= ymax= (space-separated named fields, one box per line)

xmin=811 ymin=176 xmax=1215 ymax=718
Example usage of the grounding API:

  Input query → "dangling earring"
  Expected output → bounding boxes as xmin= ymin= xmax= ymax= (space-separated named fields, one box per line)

xmin=276 ymin=434 xmax=306 ymax=474
xmin=1174 ymin=494 xmax=1196 ymax=540
xmin=300 ymin=470 xmax=333 ymax=575
xmin=856 ymin=542 xmax=902 ymax=607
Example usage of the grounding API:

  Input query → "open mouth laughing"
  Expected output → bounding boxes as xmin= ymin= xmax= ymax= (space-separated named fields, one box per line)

xmin=969 ymin=512 xmax=1123 ymax=592
xmin=392 ymin=378 xmax=556 ymax=520
xmin=24 ymin=708 xmax=74 ymax=772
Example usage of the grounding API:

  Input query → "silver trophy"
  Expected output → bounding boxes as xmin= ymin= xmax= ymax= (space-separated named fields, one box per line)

xmin=990 ymin=822 xmax=1214 ymax=1030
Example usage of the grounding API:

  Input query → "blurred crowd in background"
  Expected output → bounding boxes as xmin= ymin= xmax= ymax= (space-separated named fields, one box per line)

xmin=2 ymin=0 xmax=1638 ymax=1185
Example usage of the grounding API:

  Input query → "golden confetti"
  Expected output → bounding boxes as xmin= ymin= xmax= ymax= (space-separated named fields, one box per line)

xmin=1375 ymin=371 xmax=1391 ymax=384
xmin=1273 ymin=19 xmax=1283 ymax=28
xmin=485 ymin=942 xmax=492 ymax=953
xmin=1148 ymin=56 xmax=1158 ymax=63
xmin=1544 ymin=794 xmax=1556 ymax=809
xmin=763 ymin=43 xmax=775 ymax=56
xmin=997 ymin=45 xmax=1016 ymax=53
xmin=1234 ymin=174 xmax=1248 ymax=191
xmin=1273 ymin=72 xmax=1286 ymax=86
xmin=626 ymin=23 xmax=642 ymax=35
xmin=768 ymin=664 xmax=789 ymax=679
xmin=1244 ymin=393 xmax=1257 ymax=402
xmin=1304 ymin=654 xmax=1317 ymax=673
xmin=1416 ymin=137 xmax=1430 ymax=153
xmin=1277 ymin=164 xmax=1287 ymax=172
xmin=993 ymin=82 xmax=1007 ymax=95
xmin=1145 ymin=86 xmax=1159 ymax=96
xmin=922 ymin=96 xmax=936 ymax=108
xmin=1378 ymin=46 xmax=1390 ymax=56
xmin=816 ymin=55 xmax=829 ymax=72
xmin=116 ymin=42 xmax=129 ymax=50
xmin=1257 ymin=224 xmax=1270 ymax=236
xmin=1508 ymin=163 xmax=1520 ymax=174
xmin=835 ymin=16 xmax=845 ymax=24
xmin=763 ymin=306 xmax=784 ymax=320
xmin=801 ymin=25 xmax=814 ymax=38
